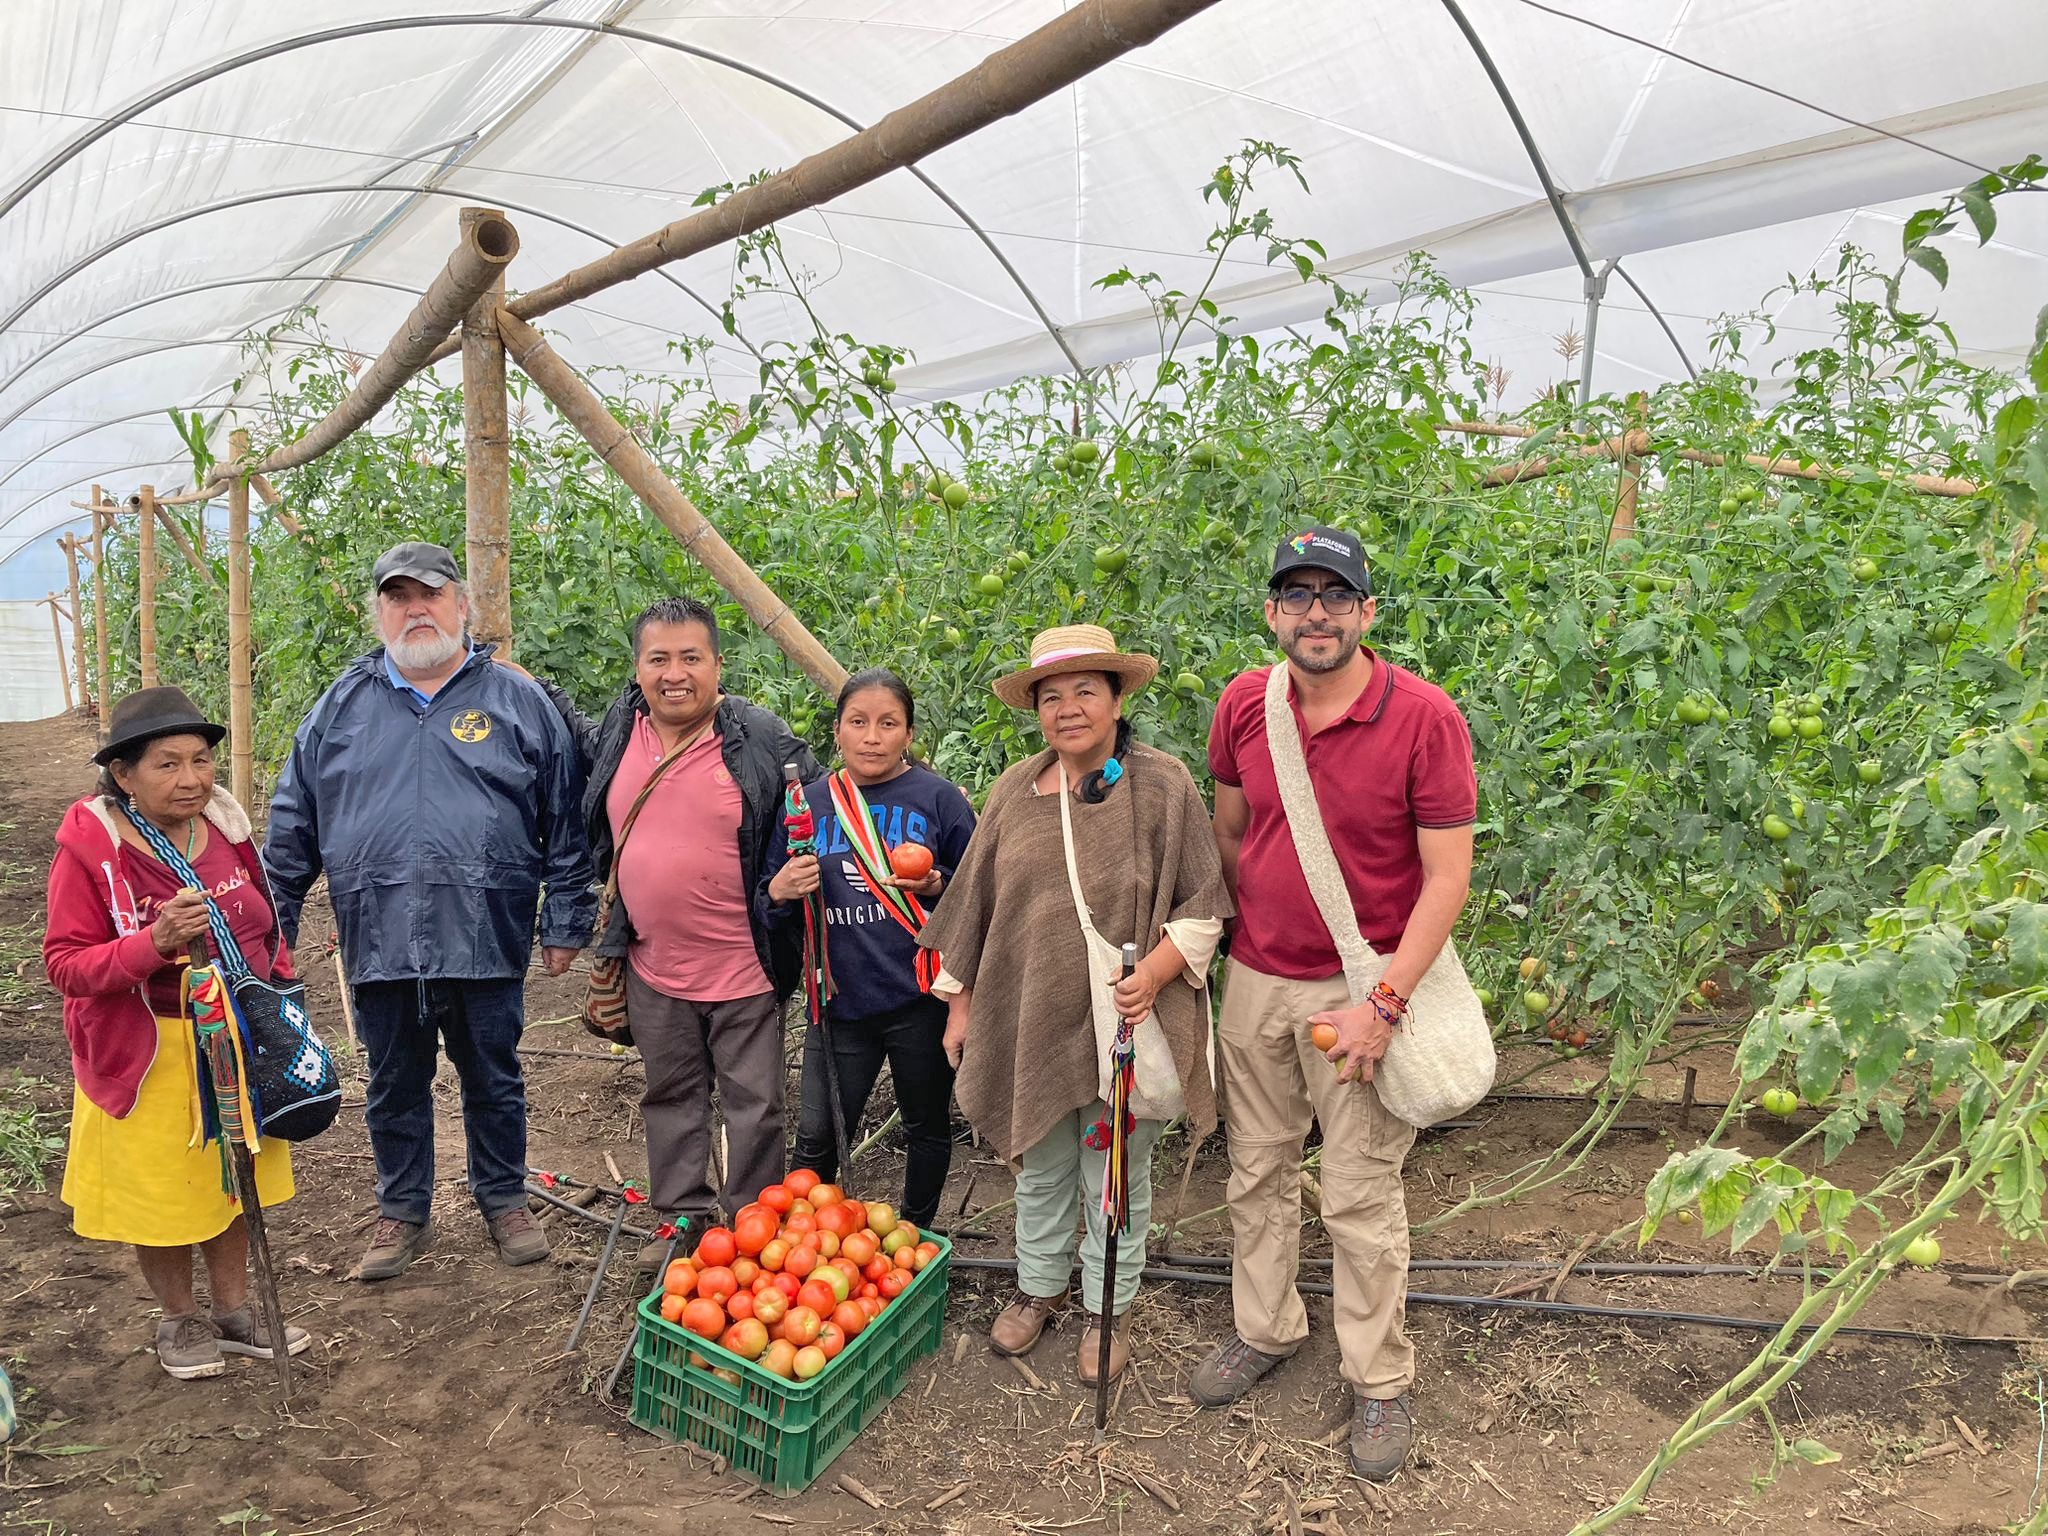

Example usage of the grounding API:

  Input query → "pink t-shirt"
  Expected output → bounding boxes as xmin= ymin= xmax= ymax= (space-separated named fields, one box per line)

xmin=606 ymin=715 xmax=770 ymax=1003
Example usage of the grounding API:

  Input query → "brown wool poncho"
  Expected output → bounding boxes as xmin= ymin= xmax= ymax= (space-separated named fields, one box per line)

xmin=917 ymin=742 xmax=1231 ymax=1163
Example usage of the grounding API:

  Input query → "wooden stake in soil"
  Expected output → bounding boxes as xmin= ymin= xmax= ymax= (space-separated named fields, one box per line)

xmin=460 ymin=207 xmax=514 ymax=657
xmin=89 ymin=487 xmax=110 ymax=730
xmin=227 ymin=429 xmax=255 ymax=810
xmin=137 ymin=485 xmax=159 ymax=688
xmin=61 ymin=535 xmax=88 ymax=715
xmin=1608 ymin=394 xmax=1645 ymax=545
xmin=498 ymin=311 xmax=849 ymax=694
xmin=43 ymin=594 xmax=73 ymax=711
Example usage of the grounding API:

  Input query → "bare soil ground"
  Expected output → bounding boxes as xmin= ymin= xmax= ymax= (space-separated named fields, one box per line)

xmin=2 ymin=710 xmax=2042 ymax=1535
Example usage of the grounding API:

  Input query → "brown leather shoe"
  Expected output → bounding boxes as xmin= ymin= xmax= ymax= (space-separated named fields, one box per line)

xmin=354 ymin=1217 xmax=431 ymax=1282
xmin=1076 ymin=1313 xmax=1128 ymax=1386
xmin=488 ymin=1206 xmax=551 ymax=1266
xmin=989 ymin=1289 xmax=1068 ymax=1355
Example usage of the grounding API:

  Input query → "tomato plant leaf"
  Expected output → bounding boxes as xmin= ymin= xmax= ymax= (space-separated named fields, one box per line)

xmin=1790 ymin=1438 xmax=1842 ymax=1466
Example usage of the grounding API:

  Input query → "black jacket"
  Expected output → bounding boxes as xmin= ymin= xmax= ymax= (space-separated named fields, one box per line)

xmin=541 ymin=679 xmax=822 ymax=999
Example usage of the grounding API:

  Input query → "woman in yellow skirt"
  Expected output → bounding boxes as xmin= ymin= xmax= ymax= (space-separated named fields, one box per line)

xmin=44 ymin=687 xmax=311 ymax=1379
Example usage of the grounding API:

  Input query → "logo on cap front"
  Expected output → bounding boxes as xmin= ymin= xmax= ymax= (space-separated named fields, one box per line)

xmin=450 ymin=710 xmax=492 ymax=743
xmin=1290 ymin=530 xmax=1353 ymax=558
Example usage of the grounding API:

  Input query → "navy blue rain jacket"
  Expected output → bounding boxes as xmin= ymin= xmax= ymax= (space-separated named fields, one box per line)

xmin=263 ymin=645 xmax=598 ymax=983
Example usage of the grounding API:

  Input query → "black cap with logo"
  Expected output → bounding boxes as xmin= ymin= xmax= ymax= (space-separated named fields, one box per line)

xmin=372 ymin=541 xmax=462 ymax=590
xmin=1269 ymin=524 xmax=1371 ymax=597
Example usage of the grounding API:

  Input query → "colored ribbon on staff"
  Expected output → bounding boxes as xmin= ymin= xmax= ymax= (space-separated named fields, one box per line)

xmin=1091 ymin=1015 xmax=1138 ymax=1236
xmin=186 ymin=955 xmax=261 ymax=1198
xmin=826 ymin=770 xmax=941 ymax=992
xmin=783 ymin=777 xmax=833 ymax=1020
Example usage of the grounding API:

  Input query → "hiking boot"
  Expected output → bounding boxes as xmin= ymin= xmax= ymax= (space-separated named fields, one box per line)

xmin=1349 ymin=1393 xmax=1414 ymax=1482
xmin=1188 ymin=1333 xmax=1295 ymax=1407
xmin=989 ymin=1289 xmax=1068 ymax=1355
xmin=489 ymin=1206 xmax=551 ymax=1267
xmin=354 ymin=1217 xmax=431 ymax=1282
xmin=212 ymin=1305 xmax=313 ymax=1361
xmin=1076 ymin=1313 xmax=1129 ymax=1386
xmin=156 ymin=1313 xmax=225 ymax=1380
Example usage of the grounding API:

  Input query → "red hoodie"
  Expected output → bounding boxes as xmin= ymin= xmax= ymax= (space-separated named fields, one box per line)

xmin=43 ymin=790 xmax=293 ymax=1119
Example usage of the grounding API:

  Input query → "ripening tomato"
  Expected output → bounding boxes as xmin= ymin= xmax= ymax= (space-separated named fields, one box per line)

xmin=860 ymin=1282 xmax=879 ymax=1300
xmin=663 ymin=1259 xmax=698 ymax=1297
xmin=841 ymin=1231 xmax=880 ymax=1268
xmin=759 ymin=1184 xmax=795 ymax=1214
xmin=914 ymin=1241 xmax=941 ymax=1267
xmin=694 ymin=1227 xmax=737 ymax=1269
xmin=857 ymin=1296 xmax=883 ymax=1322
xmin=787 ymin=1198 xmax=815 ymax=1219
xmin=831 ymin=1301 xmax=867 ymax=1338
xmin=750 ymin=1272 xmax=776 ymax=1294
xmin=784 ymin=1169 xmax=822 ymax=1199
xmin=817 ymin=1265 xmax=853 ymax=1304
xmin=660 ymin=1292 xmax=688 ymax=1323
xmin=681 ymin=1298 xmax=727 ymax=1340
xmin=793 ymin=1345 xmax=827 ymax=1380
xmin=730 ymin=1259 xmax=761 ymax=1290
xmin=722 ymin=1319 xmax=768 ymax=1360
xmin=813 ymin=1230 xmax=841 ymax=1259
xmin=798 ymin=1278 xmax=839 ymax=1316
xmin=862 ymin=1255 xmax=891 ymax=1283
xmin=780 ymin=1305 xmax=823 ymax=1347
xmin=781 ymin=1211 xmax=817 ymax=1237
xmin=726 ymin=1289 xmax=756 ymax=1321
xmin=816 ymin=1321 xmax=846 ymax=1359
xmin=880 ymin=1228 xmax=914 ymax=1257
xmin=759 ymin=1340 xmax=797 ymax=1380
xmin=735 ymin=1210 xmax=779 ymax=1258
xmin=695 ymin=1266 xmax=738 ymax=1307
xmin=782 ymin=1243 xmax=818 ymax=1278
xmin=878 ymin=1269 xmax=911 ymax=1300
xmin=829 ymin=1257 xmax=862 ymax=1286
xmin=757 ymin=1238 xmax=790 ymax=1273
xmin=841 ymin=1201 xmax=867 ymax=1232
xmin=772 ymin=1272 xmax=801 ymax=1302
xmin=809 ymin=1183 xmax=844 ymax=1209
xmin=894 ymin=1247 xmax=916 ymax=1272
xmin=752 ymin=1287 xmax=788 ymax=1327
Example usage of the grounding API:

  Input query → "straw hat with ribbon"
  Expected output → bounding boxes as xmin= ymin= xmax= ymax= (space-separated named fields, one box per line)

xmin=992 ymin=624 xmax=1159 ymax=710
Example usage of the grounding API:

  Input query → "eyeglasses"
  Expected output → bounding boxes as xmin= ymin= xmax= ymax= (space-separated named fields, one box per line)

xmin=1273 ymin=585 xmax=1365 ymax=616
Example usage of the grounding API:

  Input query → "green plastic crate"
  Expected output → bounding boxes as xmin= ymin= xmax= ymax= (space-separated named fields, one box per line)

xmin=629 ymin=1232 xmax=951 ymax=1494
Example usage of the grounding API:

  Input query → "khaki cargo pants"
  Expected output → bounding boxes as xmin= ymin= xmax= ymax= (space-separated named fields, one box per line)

xmin=1218 ymin=959 xmax=1418 ymax=1398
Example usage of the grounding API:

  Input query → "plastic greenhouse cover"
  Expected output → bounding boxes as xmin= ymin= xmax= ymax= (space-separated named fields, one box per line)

xmin=3 ymin=0 xmax=2045 ymax=572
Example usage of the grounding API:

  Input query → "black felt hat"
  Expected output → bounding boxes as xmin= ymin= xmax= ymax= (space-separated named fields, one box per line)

xmin=94 ymin=687 xmax=226 ymax=766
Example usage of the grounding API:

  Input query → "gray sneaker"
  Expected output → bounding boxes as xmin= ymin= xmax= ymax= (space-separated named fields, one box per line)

xmin=1350 ymin=1393 xmax=1414 ymax=1482
xmin=1187 ymin=1333 xmax=1295 ymax=1407
xmin=213 ymin=1305 xmax=314 ymax=1361
xmin=156 ymin=1313 xmax=225 ymax=1380
xmin=355 ymin=1217 xmax=431 ymax=1281
xmin=489 ymin=1206 xmax=551 ymax=1266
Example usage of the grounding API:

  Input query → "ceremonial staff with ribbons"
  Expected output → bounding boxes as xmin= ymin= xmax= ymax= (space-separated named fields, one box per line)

xmin=1095 ymin=941 xmax=1140 ymax=1439
xmin=784 ymin=762 xmax=851 ymax=1178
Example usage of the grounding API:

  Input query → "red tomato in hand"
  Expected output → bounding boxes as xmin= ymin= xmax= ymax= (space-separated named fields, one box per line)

xmin=889 ymin=843 xmax=933 ymax=881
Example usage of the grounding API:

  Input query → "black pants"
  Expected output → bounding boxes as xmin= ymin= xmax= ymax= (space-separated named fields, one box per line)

xmin=793 ymin=996 xmax=955 ymax=1229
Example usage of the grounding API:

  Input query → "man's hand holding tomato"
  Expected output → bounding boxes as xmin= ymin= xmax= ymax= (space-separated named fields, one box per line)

xmin=1311 ymin=998 xmax=1398 ymax=1084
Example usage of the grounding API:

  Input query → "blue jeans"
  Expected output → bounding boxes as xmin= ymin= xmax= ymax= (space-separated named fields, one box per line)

xmin=351 ymin=979 xmax=527 ymax=1224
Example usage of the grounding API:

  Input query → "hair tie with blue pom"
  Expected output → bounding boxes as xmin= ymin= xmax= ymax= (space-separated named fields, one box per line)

xmin=1101 ymin=757 xmax=1123 ymax=786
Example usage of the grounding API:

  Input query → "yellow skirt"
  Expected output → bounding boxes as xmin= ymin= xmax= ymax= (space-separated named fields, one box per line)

xmin=62 ymin=1013 xmax=294 ymax=1246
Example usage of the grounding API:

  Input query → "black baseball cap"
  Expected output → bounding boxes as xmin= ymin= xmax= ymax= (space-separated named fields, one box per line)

xmin=1270 ymin=524 xmax=1371 ymax=597
xmin=94 ymin=686 xmax=226 ymax=765
xmin=372 ymin=541 xmax=461 ymax=590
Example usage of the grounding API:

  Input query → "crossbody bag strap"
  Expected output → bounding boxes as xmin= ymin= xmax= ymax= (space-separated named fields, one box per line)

xmin=604 ymin=717 xmax=716 ymax=901
xmin=1261 ymin=663 xmax=1377 ymax=1004
xmin=117 ymin=801 xmax=252 ymax=980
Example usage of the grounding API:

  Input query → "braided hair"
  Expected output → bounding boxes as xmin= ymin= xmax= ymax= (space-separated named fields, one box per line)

xmin=1035 ymin=671 xmax=1131 ymax=803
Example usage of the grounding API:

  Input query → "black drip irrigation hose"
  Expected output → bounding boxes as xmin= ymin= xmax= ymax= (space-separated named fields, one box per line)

xmin=944 ymin=1255 xmax=2028 ymax=1347
xmin=526 ymin=1179 xmax=658 ymax=1242
xmin=1149 ymin=1251 xmax=2028 ymax=1286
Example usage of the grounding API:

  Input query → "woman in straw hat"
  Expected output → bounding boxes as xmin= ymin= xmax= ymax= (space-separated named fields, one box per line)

xmin=43 ymin=687 xmax=311 ymax=1380
xmin=918 ymin=625 xmax=1229 ymax=1384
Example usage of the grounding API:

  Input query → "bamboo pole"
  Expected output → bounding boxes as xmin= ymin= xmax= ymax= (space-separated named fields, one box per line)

xmin=461 ymin=207 xmax=514 ymax=656
xmin=90 ymin=486 xmax=109 ymax=729
xmin=249 ymin=473 xmax=307 ymax=538
xmin=43 ymin=595 xmax=73 ymax=711
xmin=153 ymin=501 xmax=221 ymax=591
xmin=1478 ymin=430 xmax=1650 ymax=489
xmin=228 ymin=429 xmax=255 ymax=811
xmin=155 ymin=212 xmax=520 ymax=507
xmin=61 ymin=534 xmax=88 ymax=714
xmin=423 ymin=0 xmax=1222 ymax=369
xmin=499 ymin=310 xmax=849 ymax=695
xmin=137 ymin=486 xmax=159 ymax=688
xmin=1609 ymin=394 xmax=1645 ymax=545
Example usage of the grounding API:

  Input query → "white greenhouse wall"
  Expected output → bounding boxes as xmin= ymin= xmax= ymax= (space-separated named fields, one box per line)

xmin=0 ymin=599 xmax=72 ymax=721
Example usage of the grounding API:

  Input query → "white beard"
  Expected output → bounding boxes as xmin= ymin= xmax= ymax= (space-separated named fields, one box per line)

xmin=386 ymin=618 xmax=464 ymax=672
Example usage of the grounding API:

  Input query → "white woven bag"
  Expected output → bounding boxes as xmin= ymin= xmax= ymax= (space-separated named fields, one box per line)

xmin=1261 ymin=663 xmax=1494 ymax=1127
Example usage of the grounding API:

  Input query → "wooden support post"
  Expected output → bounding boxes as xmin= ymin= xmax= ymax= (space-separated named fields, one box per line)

xmin=1608 ymin=394 xmax=1646 ymax=545
xmin=228 ymin=429 xmax=255 ymax=811
xmin=499 ymin=310 xmax=849 ymax=696
xmin=461 ymin=207 xmax=514 ymax=656
xmin=44 ymin=595 xmax=74 ymax=711
xmin=61 ymin=534 xmax=88 ymax=714
xmin=137 ymin=485 xmax=159 ymax=688
xmin=90 ymin=485 xmax=110 ymax=728
xmin=152 ymin=501 xmax=222 ymax=592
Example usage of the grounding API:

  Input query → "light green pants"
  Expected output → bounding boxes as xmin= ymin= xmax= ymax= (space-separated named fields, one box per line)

xmin=1014 ymin=1102 xmax=1163 ymax=1316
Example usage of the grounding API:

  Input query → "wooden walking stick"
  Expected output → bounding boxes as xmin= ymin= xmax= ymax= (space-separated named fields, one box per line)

xmin=187 ymin=934 xmax=292 ymax=1399
xmin=784 ymin=763 xmax=851 ymax=1181
xmin=1094 ymin=941 xmax=1140 ymax=1443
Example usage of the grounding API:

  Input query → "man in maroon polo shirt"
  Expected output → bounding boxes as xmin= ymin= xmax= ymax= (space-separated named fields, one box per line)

xmin=1187 ymin=525 xmax=1476 ymax=1482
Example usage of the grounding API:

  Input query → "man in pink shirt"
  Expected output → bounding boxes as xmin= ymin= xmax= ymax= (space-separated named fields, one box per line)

xmin=539 ymin=598 xmax=820 ymax=1262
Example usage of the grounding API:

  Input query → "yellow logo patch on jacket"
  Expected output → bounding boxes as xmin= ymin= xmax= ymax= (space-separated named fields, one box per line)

xmin=450 ymin=709 xmax=493 ymax=743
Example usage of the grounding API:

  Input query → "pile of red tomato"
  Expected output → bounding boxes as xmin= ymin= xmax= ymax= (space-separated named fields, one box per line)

xmin=657 ymin=1168 xmax=942 ymax=1382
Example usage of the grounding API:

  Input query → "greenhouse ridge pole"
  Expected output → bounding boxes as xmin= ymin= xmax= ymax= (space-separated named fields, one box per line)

xmin=460 ymin=207 xmax=514 ymax=656
xmin=424 ymin=0 xmax=1225 ymax=366
xmin=227 ymin=430 xmax=255 ymax=811
xmin=137 ymin=487 xmax=159 ymax=689
xmin=61 ymin=535 xmax=88 ymax=716
xmin=497 ymin=309 xmax=849 ymax=696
